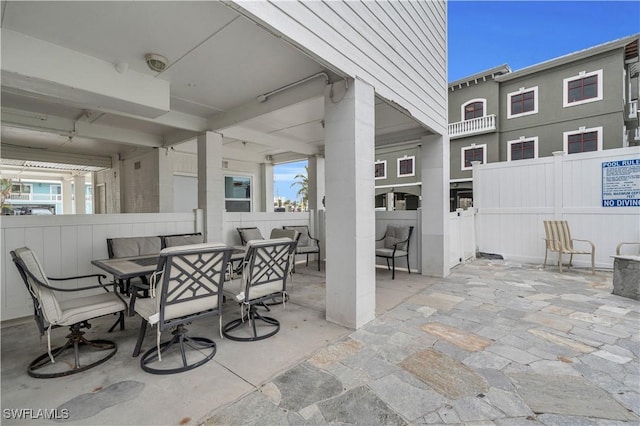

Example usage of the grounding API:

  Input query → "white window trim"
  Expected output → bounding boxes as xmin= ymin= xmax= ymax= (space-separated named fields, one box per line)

xmin=374 ymin=160 xmax=387 ymax=180
xmin=563 ymin=126 xmax=603 ymax=153
xmin=461 ymin=98 xmax=487 ymax=121
xmin=461 ymin=144 xmax=487 ymax=171
xmin=563 ymin=69 xmax=603 ymax=107
xmin=507 ymin=86 xmax=539 ymax=119
xmin=507 ymin=136 xmax=539 ymax=161
xmin=397 ymin=155 xmax=415 ymax=178
xmin=224 ymin=174 xmax=253 ymax=212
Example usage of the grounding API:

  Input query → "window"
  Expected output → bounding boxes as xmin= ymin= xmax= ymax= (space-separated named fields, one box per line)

xmin=224 ymin=175 xmax=252 ymax=212
xmin=507 ymin=86 xmax=538 ymax=118
xmin=461 ymin=99 xmax=486 ymax=121
xmin=11 ymin=183 xmax=31 ymax=194
xmin=563 ymin=69 xmax=603 ymax=107
xmin=461 ymin=144 xmax=487 ymax=170
xmin=563 ymin=126 xmax=602 ymax=154
xmin=374 ymin=160 xmax=387 ymax=179
xmin=507 ymin=137 xmax=538 ymax=161
xmin=397 ymin=156 xmax=415 ymax=178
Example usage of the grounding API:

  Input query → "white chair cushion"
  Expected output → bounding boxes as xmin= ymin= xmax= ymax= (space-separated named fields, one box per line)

xmin=375 ymin=248 xmax=408 ymax=258
xmin=163 ymin=234 xmax=204 ymax=248
xmin=111 ymin=236 xmax=161 ymax=257
xmin=384 ymin=226 xmax=410 ymax=250
xmin=58 ymin=293 xmax=126 ymax=326
xmin=240 ymin=229 xmax=264 ymax=243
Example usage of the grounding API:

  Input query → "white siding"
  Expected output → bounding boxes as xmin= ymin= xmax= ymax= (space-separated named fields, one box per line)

xmin=233 ymin=0 xmax=447 ymax=135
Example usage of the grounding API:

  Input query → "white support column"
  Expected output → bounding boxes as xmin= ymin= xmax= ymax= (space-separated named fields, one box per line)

xmin=261 ymin=163 xmax=274 ymax=212
xmin=73 ymin=175 xmax=86 ymax=214
xmin=158 ymin=148 xmax=173 ymax=213
xmin=62 ymin=178 xmax=72 ymax=214
xmin=420 ymin=134 xmax=450 ymax=277
xmin=307 ymin=155 xmax=325 ymax=214
xmin=197 ymin=131 xmax=224 ymax=243
xmin=324 ymin=78 xmax=376 ymax=329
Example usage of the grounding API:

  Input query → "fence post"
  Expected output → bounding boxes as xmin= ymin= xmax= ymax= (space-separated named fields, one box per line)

xmin=552 ymin=151 xmax=565 ymax=220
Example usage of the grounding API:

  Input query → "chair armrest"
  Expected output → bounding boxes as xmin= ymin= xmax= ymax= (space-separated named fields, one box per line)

xmin=49 ymin=273 xmax=108 ymax=282
xmin=616 ymin=242 xmax=640 ymax=255
xmin=571 ymin=238 xmax=595 ymax=251
xmin=391 ymin=237 xmax=411 ymax=255
xmin=309 ymin=236 xmax=320 ymax=246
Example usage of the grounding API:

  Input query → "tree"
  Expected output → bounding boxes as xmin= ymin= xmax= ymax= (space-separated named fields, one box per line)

xmin=290 ymin=165 xmax=308 ymax=209
xmin=0 ymin=178 xmax=12 ymax=212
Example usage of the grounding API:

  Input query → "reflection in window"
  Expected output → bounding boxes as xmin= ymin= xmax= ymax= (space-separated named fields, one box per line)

xmin=567 ymin=131 xmax=598 ymax=154
xmin=225 ymin=176 xmax=251 ymax=212
xmin=397 ymin=156 xmax=415 ymax=177
xmin=374 ymin=161 xmax=386 ymax=179
xmin=510 ymin=141 xmax=535 ymax=160
xmin=464 ymin=101 xmax=484 ymax=120
xmin=464 ymin=147 xmax=484 ymax=168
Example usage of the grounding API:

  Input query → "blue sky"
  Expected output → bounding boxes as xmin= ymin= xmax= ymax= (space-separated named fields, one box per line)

xmin=274 ymin=0 xmax=639 ymax=202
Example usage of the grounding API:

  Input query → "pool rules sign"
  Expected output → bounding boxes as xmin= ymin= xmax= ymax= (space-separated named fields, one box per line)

xmin=602 ymin=159 xmax=640 ymax=207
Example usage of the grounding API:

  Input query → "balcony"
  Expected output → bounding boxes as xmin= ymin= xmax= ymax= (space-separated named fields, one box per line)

xmin=448 ymin=114 xmax=497 ymax=139
xmin=7 ymin=193 xmax=62 ymax=202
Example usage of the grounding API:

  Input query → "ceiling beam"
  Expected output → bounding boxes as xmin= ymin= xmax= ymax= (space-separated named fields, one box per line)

xmin=1 ymin=144 xmax=112 ymax=169
xmin=208 ymin=78 xmax=326 ymax=131
xmin=2 ymin=107 xmax=163 ymax=147
xmin=2 ymin=29 xmax=170 ymax=118
xmin=220 ymin=126 xmax=318 ymax=156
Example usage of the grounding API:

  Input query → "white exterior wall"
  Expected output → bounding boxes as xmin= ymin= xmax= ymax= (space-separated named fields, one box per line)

xmin=233 ymin=0 xmax=447 ymax=135
xmin=475 ymin=147 xmax=640 ymax=268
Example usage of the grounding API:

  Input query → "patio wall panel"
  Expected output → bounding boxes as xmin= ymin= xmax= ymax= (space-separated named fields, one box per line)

xmin=1 ymin=212 xmax=198 ymax=322
xmin=474 ymin=147 xmax=640 ymax=268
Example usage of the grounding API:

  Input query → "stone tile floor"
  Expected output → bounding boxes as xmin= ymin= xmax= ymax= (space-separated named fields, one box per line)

xmin=2 ymin=259 xmax=638 ymax=425
xmin=205 ymin=260 xmax=640 ymax=425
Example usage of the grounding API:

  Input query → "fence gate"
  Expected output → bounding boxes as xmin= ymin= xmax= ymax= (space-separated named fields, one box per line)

xmin=449 ymin=208 xmax=476 ymax=268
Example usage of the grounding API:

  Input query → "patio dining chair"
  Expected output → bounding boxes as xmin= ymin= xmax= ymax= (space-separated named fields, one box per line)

xmin=131 ymin=243 xmax=232 ymax=374
xmin=375 ymin=225 xmax=414 ymax=280
xmin=543 ymin=220 xmax=595 ymax=274
xmin=222 ymin=238 xmax=297 ymax=342
xmin=160 ymin=232 xmax=204 ymax=248
xmin=283 ymin=225 xmax=321 ymax=270
xmin=11 ymin=247 xmax=127 ymax=378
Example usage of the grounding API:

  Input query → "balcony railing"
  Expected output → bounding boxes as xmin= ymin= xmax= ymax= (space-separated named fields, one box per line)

xmin=448 ymin=114 xmax=497 ymax=139
xmin=8 ymin=193 xmax=62 ymax=202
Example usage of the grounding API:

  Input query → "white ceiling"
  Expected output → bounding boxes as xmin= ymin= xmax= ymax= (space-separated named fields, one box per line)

xmin=0 ymin=1 xmax=427 ymax=174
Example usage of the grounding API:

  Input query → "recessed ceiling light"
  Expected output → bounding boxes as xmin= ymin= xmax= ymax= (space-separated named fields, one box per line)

xmin=187 ymin=83 xmax=197 ymax=87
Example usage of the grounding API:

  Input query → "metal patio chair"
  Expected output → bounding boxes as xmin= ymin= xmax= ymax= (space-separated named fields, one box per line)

xmin=375 ymin=225 xmax=414 ymax=280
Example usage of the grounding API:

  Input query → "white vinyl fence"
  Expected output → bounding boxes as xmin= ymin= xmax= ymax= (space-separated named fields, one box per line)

xmin=449 ymin=208 xmax=477 ymax=268
xmin=474 ymin=147 xmax=640 ymax=269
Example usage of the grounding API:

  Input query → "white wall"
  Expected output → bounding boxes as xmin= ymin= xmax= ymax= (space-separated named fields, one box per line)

xmin=234 ymin=0 xmax=447 ymax=135
xmin=475 ymin=147 xmax=640 ymax=268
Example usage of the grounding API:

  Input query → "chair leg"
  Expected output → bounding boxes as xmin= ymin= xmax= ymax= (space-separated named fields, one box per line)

xmin=407 ymin=255 xmax=410 ymax=274
xmin=132 ymin=319 xmax=148 ymax=357
xmin=317 ymin=251 xmax=321 ymax=271
xmin=558 ymin=252 xmax=563 ymax=273
xmin=306 ymin=254 xmax=309 ymax=267
xmin=108 ymin=311 xmax=125 ymax=333
xmin=392 ymin=257 xmax=396 ymax=280
xmin=386 ymin=258 xmax=391 ymax=270
xmin=591 ymin=252 xmax=595 ymax=275
xmin=543 ymin=249 xmax=548 ymax=269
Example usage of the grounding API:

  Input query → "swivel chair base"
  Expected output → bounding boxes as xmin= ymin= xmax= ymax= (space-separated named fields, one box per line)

xmin=28 ymin=324 xmax=117 ymax=379
xmin=222 ymin=304 xmax=280 ymax=342
xmin=139 ymin=325 xmax=216 ymax=375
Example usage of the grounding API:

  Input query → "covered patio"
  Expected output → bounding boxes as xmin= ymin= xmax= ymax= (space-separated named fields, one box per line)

xmin=2 ymin=260 xmax=638 ymax=425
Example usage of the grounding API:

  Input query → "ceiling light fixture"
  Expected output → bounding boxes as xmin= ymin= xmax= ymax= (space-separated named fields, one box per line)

xmin=144 ymin=53 xmax=169 ymax=72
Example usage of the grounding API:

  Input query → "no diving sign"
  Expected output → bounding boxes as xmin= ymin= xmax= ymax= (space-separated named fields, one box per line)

xmin=602 ymin=159 xmax=640 ymax=207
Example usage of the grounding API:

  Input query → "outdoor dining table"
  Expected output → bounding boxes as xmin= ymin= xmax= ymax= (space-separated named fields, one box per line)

xmin=92 ymin=247 xmax=247 ymax=315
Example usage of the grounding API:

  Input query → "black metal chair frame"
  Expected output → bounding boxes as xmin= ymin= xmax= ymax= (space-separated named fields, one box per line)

xmin=222 ymin=239 xmax=297 ymax=342
xmin=132 ymin=245 xmax=232 ymax=374
xmin=283 ymin=225 xmax=321 ymax=271
xmin=376 ymin=225 xmax=414 ymax=280
xmin=11 ymin=249 xmax=125 ymax=379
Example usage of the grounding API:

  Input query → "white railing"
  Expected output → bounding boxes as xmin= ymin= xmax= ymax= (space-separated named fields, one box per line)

xmin=448 ymin=114 xmax=496 ymax=139
xmin=7 ymin=193 xmax=62 ymax=202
